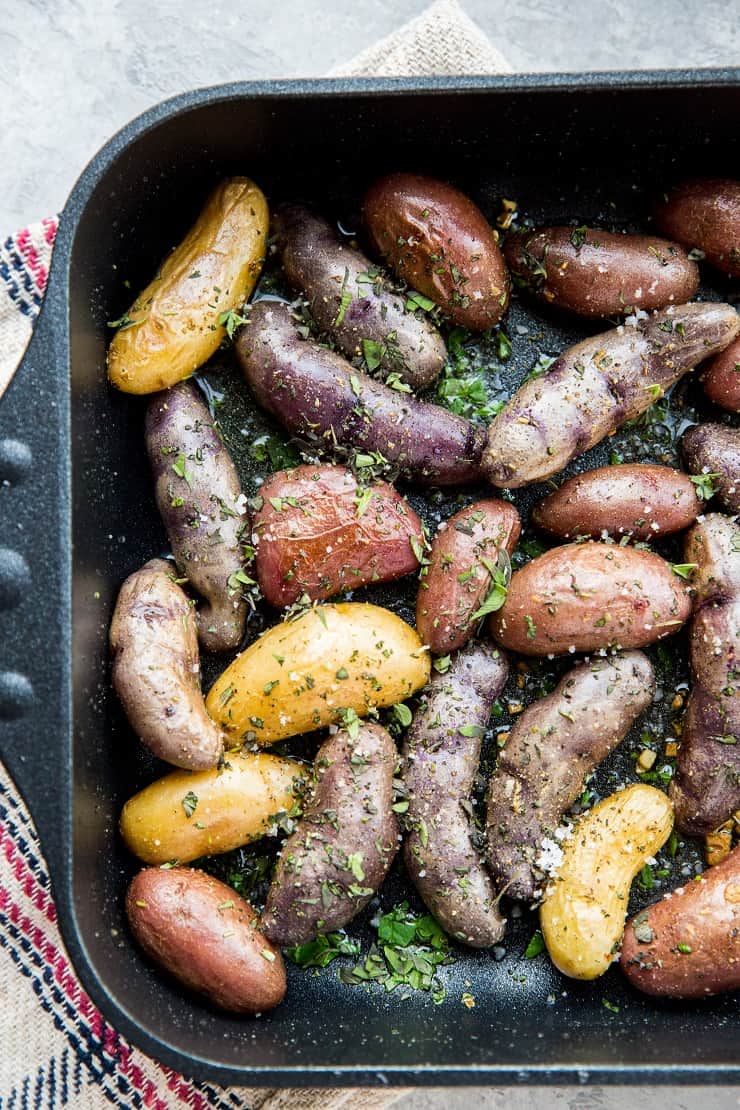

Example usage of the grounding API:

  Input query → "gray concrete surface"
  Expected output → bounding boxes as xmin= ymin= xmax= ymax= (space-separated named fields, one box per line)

xmin=1 ymin=0 xmax=738 ymax=1104
xmin=1 ymin=0 xmax=740 ymax=230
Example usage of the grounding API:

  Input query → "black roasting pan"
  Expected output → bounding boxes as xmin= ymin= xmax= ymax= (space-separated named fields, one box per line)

xmin=0 ymin=72 xmax=738 ymax=1088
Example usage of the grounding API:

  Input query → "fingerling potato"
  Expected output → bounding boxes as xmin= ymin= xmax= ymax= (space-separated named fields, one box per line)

xmin=206 ymin=602 xmax=430 ymax=745
xmin=490 ymin=542 xmax=691 ymax=656
xmin=416 ymin=499 xmax=520 ymax=655
xmin=655 ymin=178 xmax=740 ymax=277
xmin=620 ymin=845 xmax=740 ymax=998
xmin=532 ymin=463 xmax=701 ymax=541
xmin=701 ymin=336 xmax=740 ymax=413
xmin=483 ymin=302 xmax=739 ymax=488
xmin=504 ymin=226 xmax=698 ymax=317
xmin=363 ymin=173 xmax=510 ymax=330
xmin=110 ymin=558 xmax=225 ymax=770
xmin=682 ymin=423 xmax=740 ymax=515
xmin=120 ymin=750 xmax=304 ymax=864
xmin=108 ymin=177 xmax=268 ymax=393
xmin=127 ymin=867 xmax=286 ymax=1013
xmin=262 ymin=722 xmax=399 ymax=945
xmin=539 ymin=784 xmax=674 ymax=979
xmin=253 ymin=463 xmax=423 ymax=608
xmin=274 ymin=203 xmax=446 ymax=388
xmin=146 ymin=382 xmax=250 ymax=651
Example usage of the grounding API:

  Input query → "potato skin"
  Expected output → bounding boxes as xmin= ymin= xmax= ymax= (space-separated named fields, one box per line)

xmin=110 ymin=559 xmax=225 ymax=770
xmin=490 ymin=542 xmax=691 ymax=656
xmin=261 ymin=723 xmax=399 ymax=945
xmin=146 ymin=382 xmax=249 ymax=652
xmin=108 ymin=177 xmax=268 ymax=393
xmin=362 ymin=173 xmax=509 ymax=330
xmin=486 ymin=652 xmax=655 ymax=903
xmin=532 ymin=463 xmax=701 ymax=541
xmin=702 ymin=336 xmax=740 ymax=413
xmin=621 ymin=846 xmax=740 ymax=999
xmin=119 ymin=750 xmax=304 ymax=864
xmin=126 ymin=868 xmax=286 ymax=1013
xmin=504 ymin=227 xmax=698 ymax=318
xmin=483 ymin=302 xmax=740 ymax=488
xmin=416 ymin=500 xmax=521 ymax=655
xmin=655 ymin=179 xmax=740 ymax=278
xmin=403 ymin=642 xmax=509 ymax=946
xmin=237 ymin=300 xmax=484 ymax=486
xmin=206 ymin=602 xmax=430 ymax=745
xmin=539 ymin=784 xmax=674 ymax=980
xmin=682 ymin=423 xmax=740 ymax=514
xmin=274 ymin=204 xmax=446 ymax=389
xmin=253 ymin=464 xmax=423 ymax=608
xmin=670 ymin=515 xmax=740 ymax=835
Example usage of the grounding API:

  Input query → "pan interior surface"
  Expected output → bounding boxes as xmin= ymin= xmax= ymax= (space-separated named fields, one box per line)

xmin=65 ymin=78 xmax=739 ymax=1082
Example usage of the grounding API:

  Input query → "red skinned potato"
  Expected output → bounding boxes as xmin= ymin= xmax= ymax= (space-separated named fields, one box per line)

xmin=274 ymin=204 xmax=446 ymax=389
xmin=126 ymin=868 xmax=286 ymax=1013
xmin=403 ymin=642 xmax=509 ymax=946
xmin=416 ymin=500 xmax=521 ymax=655
xmin=253 ymin=464 xmax=423 ymax=608
xmin=236 ymin=300 xmax=485 ymax=486
xmin=146 ymin=382 xmax=249 ymax=652
xmin=682 ymin=423 xmax=740 ymax=515
xmin=486 ymin=652 xmax=655 ymax=903
xmin=621 ymin=845 xmax=740 ymax=999
xmin=532 ymin=464 xmax=701 ymax=541
xmin=483 ymin=302 xmax=740 ymax=488
xmin=261 ymin=722 xmax=399 ymax=946
xmin=655 ymin=179 xmax=740 ymax=278
xmin=670 ymin=515 xmax=740 ymax=835
xmin=490 ymin=542 xmax=691 ymax=656
xmin=504 ymin=227 xmax=698 ymax=318
xmin=362 ymin=173 xmax=509 ymax=330
xmin=110 ymin=559 xmax=225 ymax=770
xmin=701 ymin=336 xmax=740 ymax=412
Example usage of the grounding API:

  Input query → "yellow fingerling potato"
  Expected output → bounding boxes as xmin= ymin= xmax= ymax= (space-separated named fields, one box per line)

xmin=120 ymin=751 xmax=304 ymax=865
xmin=206 ymin=602 xmax=431 ymax=745
xmin=108 ymin=177 xmax=268 ymax=393
xmin=539 ymin=784 xmax=674 ymax=979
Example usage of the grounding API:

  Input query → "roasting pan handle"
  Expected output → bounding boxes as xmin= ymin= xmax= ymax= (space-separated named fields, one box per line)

xmin=0 ymin=298 xmax=69 ymax=886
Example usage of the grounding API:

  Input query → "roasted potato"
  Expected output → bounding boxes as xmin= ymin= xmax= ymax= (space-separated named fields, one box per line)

xmin=621 ymin=845 xmax=740 ymax=998
xmin=274 ymin=204 xmax=446 ymax=389
xmin=532 ymin=463 xmax=701 ymax=541
xmin=261 ymin=722 xmax=399 ymax=945
xmin=486 ymin=652 xmax=655 ymax=902
xmin=206 ymin=602 xmax=430 ymax=745
xmin=146 ymin=382 xmax=250 ymax=652
xmin=483 ymin=302 xmax=739 ymax=488
xmin=416 ymin=500 xmax=521 ymax=655
xmin=127 ymin=867 xmax=286 ymax=1013
xmin=655 ymin=178 xmax=740 ymax=278
xmin=682 ymin=423 xmax=740 ymax=514
xmin=236 ymin=300 xmax=485 ymax=486
xmin=403 ymin=642 xmax=509 ymax=946
xmin=119 ymin=750 xmax=304 ymax=865
xmin=504 ymin=226 xmax=698 ymax=317
xmin=670 ymin=515 xmax=740 ymax=835
xmin=110 ymin=559 xmax=225 ymax=770
xmin=539 ymin=784 xmax=674 ymax=980
xmin=108 ymin=177 xmax=268 ymax=393
xmin=253 ymin=463 xmax=423 ymax=608
xmin=701 ymin=336 xmax=740 ymax=413
xmin=490 ymin=542 xmax=691 ymax=656
xmin=362 ymin=173 xmax=510 ymax=330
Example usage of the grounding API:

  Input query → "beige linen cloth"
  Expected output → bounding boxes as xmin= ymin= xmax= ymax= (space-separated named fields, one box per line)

xmin=0 ymin=2 xmax=509 ymax=1107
